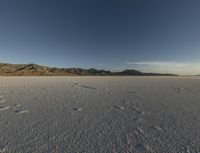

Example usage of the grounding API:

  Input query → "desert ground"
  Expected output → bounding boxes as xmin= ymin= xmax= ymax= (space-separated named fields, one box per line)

xmin=0 ymin=76 xmax=200 ymax=153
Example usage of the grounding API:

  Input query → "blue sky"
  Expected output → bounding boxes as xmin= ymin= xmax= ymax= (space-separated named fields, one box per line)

xmin=0 ymin=0 xmax=200 ymax=74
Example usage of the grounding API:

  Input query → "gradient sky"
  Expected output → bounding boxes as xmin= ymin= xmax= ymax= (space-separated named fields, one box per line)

xmin=1 ymin=0 xmax=200 ymax=74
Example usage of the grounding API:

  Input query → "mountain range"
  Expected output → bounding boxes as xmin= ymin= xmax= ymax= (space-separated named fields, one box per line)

xmin=0 ymin=63 xmax=177 ymax=76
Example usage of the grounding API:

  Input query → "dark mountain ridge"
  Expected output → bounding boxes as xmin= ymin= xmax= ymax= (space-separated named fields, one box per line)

xmin=0 ymin=63 xmax=177 ymax=76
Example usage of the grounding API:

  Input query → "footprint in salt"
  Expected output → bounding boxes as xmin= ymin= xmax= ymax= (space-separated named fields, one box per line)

xmin=0 ymin=96 xmax=6 ymax=103
xmin=72 ymin=108 xmax=83 ymax=112
xmin=123 ymin=100 xmax=131 ymax=104
xmin=110 ymin=106 xmax=125 ymax=110
xmin=13 ymin=104 xmax=21 ymax=107
xmin=72 ymin=83 xmax=79 ymax=88
xmin=0 ymin=148 xmax=7 ymax=153
xmin=0 ymin=99 xmax=6 ymax=103
xmin=0 ymin=106 xmax=10 ymax=111
xmin=137 ymin=127 xmax=145 ymax=134
xmin=154 ymin=125 xmax=162 ymax=132
xmin=15 ymin=110 xmax=29 ymax=114
xmin=81 ymin=85 xmax=96 ymax=90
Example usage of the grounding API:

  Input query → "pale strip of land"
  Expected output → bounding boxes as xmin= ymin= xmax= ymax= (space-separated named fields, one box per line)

xmin=0 ymin=76 xmax=200 ymax=153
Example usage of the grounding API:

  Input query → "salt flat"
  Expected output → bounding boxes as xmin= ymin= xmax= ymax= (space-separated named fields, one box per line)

xmin=0 ymin=76 xmax=200 ymax=153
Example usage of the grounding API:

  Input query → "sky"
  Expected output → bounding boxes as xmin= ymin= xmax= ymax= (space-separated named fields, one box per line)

xmin=0 ymin=0 xmax=200 ymax=75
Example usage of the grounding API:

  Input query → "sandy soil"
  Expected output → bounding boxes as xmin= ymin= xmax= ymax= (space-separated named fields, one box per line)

xmin=0 ymin=76 xmax=200 ymax=153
